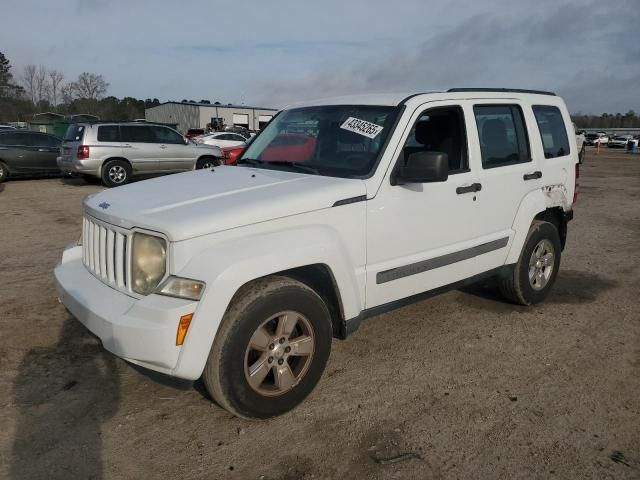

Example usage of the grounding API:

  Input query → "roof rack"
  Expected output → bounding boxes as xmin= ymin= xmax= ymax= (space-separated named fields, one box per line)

xmin=447 ymin=88 xmax=556 ymax=96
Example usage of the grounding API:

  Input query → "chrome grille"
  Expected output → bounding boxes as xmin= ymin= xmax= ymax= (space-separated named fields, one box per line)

xmin=82 ymin=215 xmax=130 ymax=290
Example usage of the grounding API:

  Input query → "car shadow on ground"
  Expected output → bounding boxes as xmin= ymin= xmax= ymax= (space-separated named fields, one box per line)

xmin=11 ymin=317 xmax=119 ymax=480
xmin=457 ymin=269 xmax=617 ymax=312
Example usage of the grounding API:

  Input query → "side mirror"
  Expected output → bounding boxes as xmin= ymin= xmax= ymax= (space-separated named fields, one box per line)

xmin=184 ymin=137 xmax=190 ymax=145
xmin=392 ymin=151 xmax=448 ymax=185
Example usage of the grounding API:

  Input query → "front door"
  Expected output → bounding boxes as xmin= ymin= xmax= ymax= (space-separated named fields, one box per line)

xmin=151 ymin=126 xmax=194 ymax=171
xmin=365 ymin=102 xmax=487 ymax=308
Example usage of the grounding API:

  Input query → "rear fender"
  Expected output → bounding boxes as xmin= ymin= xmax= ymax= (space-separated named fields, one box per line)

xmin=506 ymin=187 xmax=570 ymax=264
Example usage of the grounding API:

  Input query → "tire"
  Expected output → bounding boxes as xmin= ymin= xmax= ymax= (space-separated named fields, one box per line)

xmin=196 ymin=156 xmax=223 ymax=169
xmin=0 ymin=161 xmax=8 ymax=183
xmin=101 ymin=160 xmax=131 ymax=188
xmin=203 ymin=275 xmax=333 ymax=419
xmin=499 ymin=220 xmax=561 ymax=305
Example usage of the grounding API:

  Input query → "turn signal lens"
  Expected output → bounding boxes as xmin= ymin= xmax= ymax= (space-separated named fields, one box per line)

xmin=156 ymin=276 xmax=205 ymax=301
xmin=176 ymin=313 xmax=193 ymax=345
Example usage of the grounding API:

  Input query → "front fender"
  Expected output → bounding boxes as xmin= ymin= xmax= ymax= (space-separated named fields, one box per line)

xmin=171 ymin=225 xmax=364 ymax=380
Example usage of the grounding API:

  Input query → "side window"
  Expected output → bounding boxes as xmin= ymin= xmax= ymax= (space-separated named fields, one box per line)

xmin=474 ymin=105 xmax=530 ymax=168
xmin=401 ymin=106 xmax=468 ymax=173
xmin=21 ymin=133 xmax=40 ymax=146
xmin=47 ymin=135 xmax=61 ymax=147
xmin=120 ymin=126 xmax=155 ymax=143
xmin=152 ymin=126 xmax=184 ymax=144
xmin=97 ymin=125 xmax=121 ymax=142
xmin=0 ymin=133 xmax=19 ymax=145
xmin=532 ymin=105 xmax=570 ymax=158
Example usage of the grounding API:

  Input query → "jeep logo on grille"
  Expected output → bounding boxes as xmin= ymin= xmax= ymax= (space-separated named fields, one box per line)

xmin=98 ymin=202 xmax=111 ymax=210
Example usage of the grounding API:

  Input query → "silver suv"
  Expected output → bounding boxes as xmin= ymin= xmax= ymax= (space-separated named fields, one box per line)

xmin=57 ymin=122 xmax=224 ymax=187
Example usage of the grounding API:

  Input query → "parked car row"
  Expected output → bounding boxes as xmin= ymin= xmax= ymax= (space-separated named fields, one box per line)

xmin=0 ymin=122 xmax=224 ymax=186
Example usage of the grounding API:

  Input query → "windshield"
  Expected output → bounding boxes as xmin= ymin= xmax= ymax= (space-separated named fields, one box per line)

xmin=239 ymin=105 xmax=399 ymax=178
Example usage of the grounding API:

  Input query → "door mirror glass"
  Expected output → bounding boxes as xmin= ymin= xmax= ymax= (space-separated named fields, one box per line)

xmin=393 ymin=151 xmax=448 ymax=184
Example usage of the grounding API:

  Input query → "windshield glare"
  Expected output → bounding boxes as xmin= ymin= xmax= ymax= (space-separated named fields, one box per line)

xmin=240 ymin=105 xmax=398 ymax=178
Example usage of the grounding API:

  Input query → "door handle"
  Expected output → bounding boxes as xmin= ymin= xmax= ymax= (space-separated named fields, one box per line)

xmin=122 ymin=143 xmax=132 ymax=148
xmin=38 ymin=148 xmax=48 ymax=152
xmin=160 ymin=145 xmax=167 ymax=149
xmin=456 ymin=183 xmax=482 ymax=194
xmin=523 ymin=171 xmax=542 ymax=180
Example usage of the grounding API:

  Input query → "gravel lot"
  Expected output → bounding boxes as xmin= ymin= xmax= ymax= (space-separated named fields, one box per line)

xmin=1 ymin=148 xmax=638 ymax=480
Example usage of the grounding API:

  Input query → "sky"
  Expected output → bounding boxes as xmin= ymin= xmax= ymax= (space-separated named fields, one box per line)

xmin=2 ymin=0 xmax=639 ymax=114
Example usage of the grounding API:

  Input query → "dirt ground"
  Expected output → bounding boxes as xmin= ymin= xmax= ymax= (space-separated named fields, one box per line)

xmin=0 ymin=148 xmax=638 ymax=480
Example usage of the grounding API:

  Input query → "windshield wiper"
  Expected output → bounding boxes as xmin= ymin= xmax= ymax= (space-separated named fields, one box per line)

xmin=237 ymin=158 xmax=265 ymax=166
xmin=265 ymin=161 xmax=319 ymax=175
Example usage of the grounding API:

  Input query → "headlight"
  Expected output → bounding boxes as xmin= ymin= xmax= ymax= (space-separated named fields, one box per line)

xmin=131 ymin=233 xmax=167 ymax=295
xmin=156 ymin=276 xmax=205 ymax=301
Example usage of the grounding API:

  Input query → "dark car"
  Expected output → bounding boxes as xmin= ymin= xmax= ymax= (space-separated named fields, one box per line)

xmin=0 ymin=131 xmax=62 ymax=183
xmin=185 ymin=128 xmax=205 ymax=139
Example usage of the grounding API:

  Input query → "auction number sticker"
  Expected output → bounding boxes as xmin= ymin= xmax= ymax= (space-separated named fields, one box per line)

xmin=340 ymin=117 xmax=384 ymax=139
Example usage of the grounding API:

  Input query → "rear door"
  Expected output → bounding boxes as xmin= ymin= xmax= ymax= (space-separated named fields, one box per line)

xmin=151 ymin=126 xmax=194 ymax=171
xmin=120 ymin=125 xmax=159 ymax=172
xmin=31 ymin=133 xmax=61 ymax=171
xmin=469 ymin=102 xmax=541 ymax=270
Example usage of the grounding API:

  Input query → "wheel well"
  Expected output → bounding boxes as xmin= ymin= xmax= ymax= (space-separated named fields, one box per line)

xmin=101 ymin=157 xmax=132 ymax=176
xmin=275 ymin=264 xmax=346 ymax=339
xmin=534 ymin=207 xmax=567 ymax=249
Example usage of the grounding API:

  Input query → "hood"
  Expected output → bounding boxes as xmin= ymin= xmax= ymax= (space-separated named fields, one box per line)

xmin=84 ymin=166 xmax=366 ymax=241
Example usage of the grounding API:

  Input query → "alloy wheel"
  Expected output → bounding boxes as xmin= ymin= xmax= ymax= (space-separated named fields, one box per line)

xmin=244 ymin=310 xmax=315 ymax=397
xmin=528 ymin=239 xmax=555 ymax=290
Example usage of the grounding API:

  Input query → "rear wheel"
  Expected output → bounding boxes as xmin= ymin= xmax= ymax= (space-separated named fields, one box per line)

xmin=0 ymin=161 xmax=8 ymax=183
xmin=203 ymin=276 xmax=333 ymax=418
xmin=102 ymin=160 xmax=131 ymax=187
xmin=196 ymin=156 xmax=223 ymax=169
xmin=499 ymin=220 xmax=561 ymax=305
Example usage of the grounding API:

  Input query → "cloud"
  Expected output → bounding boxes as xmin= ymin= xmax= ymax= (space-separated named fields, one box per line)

xmin=257 ymin=0 xmax=640 ymax=113
xmin=1 ymin=0 xmax=638 ymax=113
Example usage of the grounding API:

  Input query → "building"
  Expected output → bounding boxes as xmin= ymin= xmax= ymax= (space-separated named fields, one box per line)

xmin=29 ymin=112 xmax=99 ymax=137
xmin=145 ymin=101 xmax=278 ymax=133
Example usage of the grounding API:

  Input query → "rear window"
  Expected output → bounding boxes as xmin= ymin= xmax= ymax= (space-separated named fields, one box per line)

xmin=64 ymin=125 xmax=85 ymax=142
xmin=532 ymin=106 xmax=570 ymax=158
xmin=97 ymin=125 xmax=121 ymax=142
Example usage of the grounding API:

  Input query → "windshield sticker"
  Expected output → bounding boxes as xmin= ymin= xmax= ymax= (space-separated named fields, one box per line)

xmin=340 ymin=117 xmax=384 ymax=139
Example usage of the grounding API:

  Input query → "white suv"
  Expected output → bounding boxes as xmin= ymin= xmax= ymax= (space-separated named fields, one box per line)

xmin=55 ymin=89 xmax=578 ymax=418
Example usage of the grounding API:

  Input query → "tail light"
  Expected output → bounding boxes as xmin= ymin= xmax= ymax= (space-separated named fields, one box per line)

xmin=77 ymin=145 xmax=90 ymax=159
xmin=573 ymin=163 xmax=579 ymax=204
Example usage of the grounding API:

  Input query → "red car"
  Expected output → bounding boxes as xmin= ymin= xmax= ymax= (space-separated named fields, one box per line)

xmin=185 ymin=128 xmax=205 ymax=139
xmin=221 ymin=145 xmax=246 ymax=165
xmin=261 ymin=133 xmax=316 ymax=162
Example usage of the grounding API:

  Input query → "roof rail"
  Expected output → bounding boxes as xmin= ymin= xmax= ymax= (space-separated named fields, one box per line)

xmin=447 ymin=88 xmax=556 ymax=96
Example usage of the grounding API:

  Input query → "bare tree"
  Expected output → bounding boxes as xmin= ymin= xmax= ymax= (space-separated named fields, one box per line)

xmin=34 ymin=65 xmax=50 ymax=106
xmin=48 ymin=69 xmax=64 ymax=106
xmin=60 ymin=83 xmax=74 ymax=104
xmin=70 ymin=72 xmax=109 ymax=100
xmin=21 ymin=64 xmax=37 ymax=105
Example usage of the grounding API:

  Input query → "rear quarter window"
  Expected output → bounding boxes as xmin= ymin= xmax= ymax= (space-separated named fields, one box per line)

xmin=64 ymin=125 xmax=85 ymax=142
xmin=97 ymin=125 xmax=121 ymax=142
xmin=532 ymin=106 xmax=570 ymax=158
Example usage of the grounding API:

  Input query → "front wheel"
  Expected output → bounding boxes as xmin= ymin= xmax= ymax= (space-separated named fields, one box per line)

xmin=196 ymin=157 xmax=223 ymax=169
xmin=203 ymin=276 xmax=333 ymax=419
xmin=499 ymin=220 xmax=561 ymax=305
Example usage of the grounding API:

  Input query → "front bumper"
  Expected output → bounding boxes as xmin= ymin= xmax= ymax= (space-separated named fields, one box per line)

xmin=54 ymin=245 xmax=198 ymax=377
